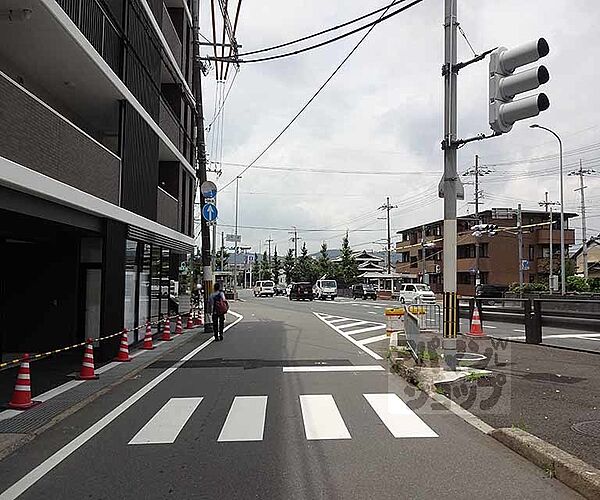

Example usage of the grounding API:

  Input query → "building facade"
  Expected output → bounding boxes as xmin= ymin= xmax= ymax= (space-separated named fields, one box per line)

xmin=395 ymin=208 xmax=576 ymax=296
xmin=572 ymin=239 xmax=600 ymax=278
xmin=0 ymin=0 xmax=196 ymax=360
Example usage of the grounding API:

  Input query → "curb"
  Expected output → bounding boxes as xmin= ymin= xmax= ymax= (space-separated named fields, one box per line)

xmin=387 ymin=354 xmax=600 ymax=500
xmin=0 ymin=330 xmax=204 ymax=462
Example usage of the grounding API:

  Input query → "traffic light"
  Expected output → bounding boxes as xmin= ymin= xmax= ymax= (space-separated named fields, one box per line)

xmin=471 ymin=224 xmax=498 ymax=237
xmin=489 ymin=38 xmax=550 ymax=134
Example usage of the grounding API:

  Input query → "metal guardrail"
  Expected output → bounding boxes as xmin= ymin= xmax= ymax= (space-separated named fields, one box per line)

xmin=404 ymin=301 xmax=442 ymax=362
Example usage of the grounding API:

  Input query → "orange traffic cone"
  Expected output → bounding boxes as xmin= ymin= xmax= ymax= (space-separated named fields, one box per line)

xmin=198 ymin=311 xmax=204 ymax=326
xmin=467 ymin=307 xmax=485 ymax=337
xmin=114 ymin=329 xmax=131 ymax=362
xmin=161 ymin=318 xmax=172 ymax=341
xmin=186 ymin=312 xmax=194 ymax=329
xmin=8 ymin=354 xmax=40 ymax=410
xmin=175 ymin=316 xmax=183 ymax=334
xmin=141 ymin=321 xmax=154 ymax=350
xmin=194 ymin=309 xmax=201 ymax=326
xmin=76 ymin=339 xmax=99 ymax=380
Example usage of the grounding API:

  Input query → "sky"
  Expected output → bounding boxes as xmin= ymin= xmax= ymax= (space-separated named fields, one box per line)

xmin=199 ymin=0 xmax=600 ymax=257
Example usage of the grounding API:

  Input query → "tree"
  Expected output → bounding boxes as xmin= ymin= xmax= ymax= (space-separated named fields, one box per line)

xmin=215 ymin=247 xmax=229 ymax=272
xmin=272 ymin=247 xmax=281 ymax=285
xmin=566 ymin=275 xmax=590 ymax=293
xmin=296 ymin=242 xmax=317 ymax=282
xmin=317 ymin=242 xmax=331 ymax=278
xmin=338 ymin=232 xmax=359 ymax=287
xmin=260 ymin=251 xmax=272 ymax=280
xmin=251 ymin=253 xmax=260 ymax=285
xmin=283 ymin=249 xmax=295 ymax=284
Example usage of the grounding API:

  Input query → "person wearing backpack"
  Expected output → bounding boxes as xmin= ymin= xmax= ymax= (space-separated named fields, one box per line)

xmin=209 ymin=282 xmax=228 ymax=341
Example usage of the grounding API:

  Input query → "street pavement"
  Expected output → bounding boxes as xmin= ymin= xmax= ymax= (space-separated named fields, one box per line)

xmin=0 ymin=291 xmax=580 ymax=499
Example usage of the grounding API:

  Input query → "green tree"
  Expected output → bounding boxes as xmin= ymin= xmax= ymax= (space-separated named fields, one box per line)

xmin=251 ymin=253 xmax=260 ymax=285
xmin=283 ymin=248 xmax=295 ymax=284
xmin=338 ymin=233 xmax=359 ymax=287
xmin=296 ymin=243 xmax=318 ymax=282
xmin=317 ymin=242 xmax=331 ymax=278
xmin=272 ymin=247 xmax=281 ymax=285
xmin=260 ymin=251 xmax=272 ymax=280
xmin=566 ymin=275 xmax=590 ymax=293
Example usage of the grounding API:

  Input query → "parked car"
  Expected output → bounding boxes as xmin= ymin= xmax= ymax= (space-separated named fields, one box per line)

xmin=253 ymin=280 xmax=275 ymax=297
xmin=352 ymin=283 xmax=377 ymax=300
xmin=273 ymin=285 xmax=286 ymax=296
xmin=313 ymin=279 xmax=337 ymax=300
xmin=289 ymin=282 xmax=314 ymax=301
xmin=397 ymin=283 xmax=436 ymax=304
xmin=475 ymin=284 xmax=508 ymax=305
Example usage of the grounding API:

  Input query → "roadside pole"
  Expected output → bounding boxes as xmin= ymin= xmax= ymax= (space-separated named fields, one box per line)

xmin=517 ymin=203 xmax=524 ymax=287
xmin=441 ymin=0 xmax=458 ymax=370
xmin=474 ymin=154 xmax=480 ymax=288
xmin=233 ymin=176 xmax=240 ymax=298
xmin=192 ymin=0 xmax=212 ymax=333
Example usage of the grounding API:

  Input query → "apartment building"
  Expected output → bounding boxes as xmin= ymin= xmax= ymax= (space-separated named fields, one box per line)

xmin=395 ymin=208 xmax=577 ymax=296
xmin=0 ymin=0 xmax=197 ymax=359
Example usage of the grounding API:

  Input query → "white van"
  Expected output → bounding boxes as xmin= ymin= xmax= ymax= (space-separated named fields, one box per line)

xmin=397 ymin=283 xmax=436 ymax=304
xmin=313 ymin=279 xmax=337 ymax=300
xmin=253 ymin=280 xmax=275 ymax=297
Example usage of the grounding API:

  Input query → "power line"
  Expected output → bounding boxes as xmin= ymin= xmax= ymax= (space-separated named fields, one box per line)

xmin=219 ymin=0 xmax=415 ymax=191
xmin=220 ymin=0 xmax=425 ymax=64
xmin=205 ymin=69 xmax=240 ymax=132
xmin=236 ymin=0 xmax=408 ymax=57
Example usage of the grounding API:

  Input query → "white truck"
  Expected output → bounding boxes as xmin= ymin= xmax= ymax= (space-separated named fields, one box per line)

xmin=313 ymin=279 xmax=337 ymax=300
xmin=253 ymin=280 xmax=275 ymax=297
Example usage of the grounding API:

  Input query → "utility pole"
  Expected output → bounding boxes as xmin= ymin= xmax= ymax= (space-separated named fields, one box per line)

xmin=192 ymin=0 xmax=212 ymax=333
xmin=265 ymin=236 xmax=273 ymax=264
xmin=421 ymin=224 xmax=426 ymax=282
xmin=539 ymin=193 xmax=560 ymax=291
xmin=220 ymin=231 xmax=225 ymax=272
xmin=289 ymin=226 xmax=299 ymax=259
xmin=569 ymin=160 xmax=595 ymax=278
xmin=441 ymin=0 xmax=459 ymax=370
xmin=379 ymin=197 xmax=398 ymax=274
xmin=233 ymin=176 xmax=240 ymax=297
xmin=517 ymin=203 xmax=524 ymax=287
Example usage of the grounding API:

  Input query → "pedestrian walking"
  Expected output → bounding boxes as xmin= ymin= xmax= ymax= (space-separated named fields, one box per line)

xmin=209 ymin=282 xmax=228 ymax=341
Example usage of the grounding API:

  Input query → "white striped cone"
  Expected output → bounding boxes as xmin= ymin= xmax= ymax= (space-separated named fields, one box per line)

xmin=8 ymin=354 xmax=38 ymax=409
xmin=114 ymin=329 xmax=131 ymax=362
xmin=161 ymin=318 xmax=172 ymax=341
xmin=467 ymin=307 xmax=485 ymax=337
xmin=141 ymin=321 xmax=154 ymax=350
xmin=77 ymin=339 xmax=99 ymax=379
xmin=175 ymin=316 xmax=183 ymax=334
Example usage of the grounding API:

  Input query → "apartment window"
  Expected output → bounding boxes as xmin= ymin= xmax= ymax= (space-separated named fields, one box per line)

xmin=124 ymin=240 xmax=139 ymax=341
xmin=457 ymin=244 xmax=475 ymax=259
xmin=528 ymin=245 xmax=535 ymax=260
xmin=480 ymin=243 xmax=489 ymax=258
xmin=400 ymin=251 xmax=410 ymax=263
xmin=432 ymin=225 xmax=442 ymax=236
xmin=457 ymin=272 xmax=473 ymax=285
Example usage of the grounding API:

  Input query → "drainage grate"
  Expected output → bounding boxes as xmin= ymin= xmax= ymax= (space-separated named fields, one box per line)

xmin=571 ymin=420 xmax=600 ymax=439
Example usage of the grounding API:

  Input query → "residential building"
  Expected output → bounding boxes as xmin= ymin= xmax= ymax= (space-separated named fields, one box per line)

xmin=395 ymin=208 xmax=577 ymax=296
xmin=0 ymin=0 xmax=196 ymax=360
xmin=572 ymin=238 xmax=600 ymax=278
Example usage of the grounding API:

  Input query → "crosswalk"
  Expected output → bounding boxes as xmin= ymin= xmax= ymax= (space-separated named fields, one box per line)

xmin=314 ymin=312 xmax=395 ymax=360
xmin=128 ymin=393 xmax=437 ymax=445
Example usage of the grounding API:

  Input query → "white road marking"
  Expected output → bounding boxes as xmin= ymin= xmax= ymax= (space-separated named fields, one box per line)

xmin=218 ymin=396 xmax=268 ymax=442
xmin=347 ymin=325 xmax=386 ymax=335
xmin=314 ymin=313 xmax=383 ymax=360
xmin=338 ymin=321 xmax=369 ymax=330
xmin=359 ymin=335 xmax=389 ymax=345
xmin=0 ymin=410 xmax=22 ymax=422
xmin=368 ymin=311 xmax=377 ymax=315
xmin=364 ymin=393 xmax=438 ymax=438
xmin=35 ymin=380 xmax=84 ymax=402
xmin=484 ymin=325 xmax=497 ymax=329
xmin=329 ymin=318 xmax=354 ymax=324
xmin=578 ymin=336 xmax=600 ymax=342
xmin=0 ymin=312 xmax=244 ymax=500
xmin=129 ymin=397 xmax=203 ymax=445
xmin=282 ymin=365 xmax=384 ymax=373
xmin=513 ymin=329 xmax=526 ymax=333
xmin=299 ymin=395 xmax=351 ymax=440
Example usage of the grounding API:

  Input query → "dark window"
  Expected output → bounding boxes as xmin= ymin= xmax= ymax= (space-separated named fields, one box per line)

xmin=528 ymin=245 xmax=535 ymax=260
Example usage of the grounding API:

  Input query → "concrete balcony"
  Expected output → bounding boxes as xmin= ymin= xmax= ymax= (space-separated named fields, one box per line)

xmin=456 ymin=257 xmax=491 ymax=273
xmin=0 ymin=71 xmax=120 ymax=204
xmin=162 ymin=4 xmax=182 ymax=70
xmin=157 ymin=187 xmax=178 ymax=230
xmin=159 ymin=100 xmax=181 ymax=151
xmin=536 ymin=229 xmax=575 ymax=246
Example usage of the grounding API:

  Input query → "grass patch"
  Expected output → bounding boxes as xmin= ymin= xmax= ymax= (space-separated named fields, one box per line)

xmin=419 ymin=350 xmax=439 ymax=362
xmin=465 ymin=371 xmax=487 ymax=382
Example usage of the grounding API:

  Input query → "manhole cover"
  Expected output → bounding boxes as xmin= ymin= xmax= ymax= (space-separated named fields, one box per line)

xmin=571 ymin=421 xmax=600 ymax=439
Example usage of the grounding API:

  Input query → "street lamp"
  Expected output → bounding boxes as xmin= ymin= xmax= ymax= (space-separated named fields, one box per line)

xmin=530 ymin=124 xmax=566 ymax=295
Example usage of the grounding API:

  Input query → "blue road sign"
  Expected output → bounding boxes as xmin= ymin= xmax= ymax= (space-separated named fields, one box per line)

xmin=202 ymin=203 xmax=218 ymax=222
xmin=200 ymin=181 xmax=217 ymax=199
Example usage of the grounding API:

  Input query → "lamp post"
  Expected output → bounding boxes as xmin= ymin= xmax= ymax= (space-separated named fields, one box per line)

xmin=530 ymin=124 xmax=565 ymax=295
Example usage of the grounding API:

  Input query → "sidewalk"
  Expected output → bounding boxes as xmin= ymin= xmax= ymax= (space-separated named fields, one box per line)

xmin=0 ymin=325 xmax=212 ymax=459
xmin=441 ymin=336 xmax=600 ymax=471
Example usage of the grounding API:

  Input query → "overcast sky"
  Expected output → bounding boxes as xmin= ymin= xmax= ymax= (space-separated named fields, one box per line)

xmin=199 ymin=0 xmax=600 ymax=256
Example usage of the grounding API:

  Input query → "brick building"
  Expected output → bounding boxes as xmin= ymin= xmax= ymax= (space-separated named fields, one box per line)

xmin=0 ymin=0 xmax=196 ymax=359
xmin=395 ymin=208 xmax=577 ymax=296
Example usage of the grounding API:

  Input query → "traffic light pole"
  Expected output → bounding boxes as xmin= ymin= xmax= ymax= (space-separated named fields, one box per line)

xmin=192 ymin=0 xmax=213 ymax=333
xmin=442 ymin=0 xmax=458 ymax=370
xmin=474 ymin=154 xmax=481 ymax=288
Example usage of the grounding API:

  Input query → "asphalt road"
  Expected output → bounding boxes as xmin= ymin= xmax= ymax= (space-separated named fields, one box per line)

xmin=0 ymin=291 xmax=579 ymax=499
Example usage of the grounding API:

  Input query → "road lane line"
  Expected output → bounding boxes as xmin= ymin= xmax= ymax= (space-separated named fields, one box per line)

xmin=513 ymin=329 xmax=526 ymax=333
xmin=129 ymin=397 xmax=203 ymax=445
xmin=359 ymin=334 xmax=389 ymax=345
xmin=282 ymin=365 xmax=384 ymax=373
xmin=347 ymin=325 xmax=386 ymax=335
xmin=338 ymin=321 xmax=369 ymax=329
xmin=364 ymin=393 xmax=438 ymax=438
xmin=299 ymin=395 xmax=351 ymax=440
xmin=368 ymin=311 xmax=377 ymax=315
xmin=314 ymin=313 xmax=383 ymax=360
xmin=0 ymin=311 xmax=244 ymax=500
xmin=483 ymin=325 xmax=497 ymax=329
xmin=329 ymin=318 xmax=353 ymax=324
xmin=217 ymin=396 xmax=268 ymax=442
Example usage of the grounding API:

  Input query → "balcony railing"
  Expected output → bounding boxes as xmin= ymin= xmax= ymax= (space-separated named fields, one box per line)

xmin=159 ymin=100 xmax=181 ymax=151
xmin=536 ymin=228 xmax=575 ymax=245
xmin=162 ymin=4 xmax=182 ymax=70
xmin=0 ymin=71 xmax=120 ymax=204
xmin=157 ymin=187 xmax=179 ymax=230
xmin=56 ymin=0 xmax=121 ymax=75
